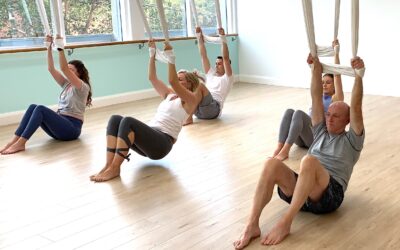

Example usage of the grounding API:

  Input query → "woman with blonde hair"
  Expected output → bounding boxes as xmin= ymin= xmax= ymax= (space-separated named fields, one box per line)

xmin=90 ymin=40 xmax=202 ymax=182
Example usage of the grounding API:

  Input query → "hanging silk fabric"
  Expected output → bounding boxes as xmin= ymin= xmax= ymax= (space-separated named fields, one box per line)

xmin=189 ymin=0 xmax=225 ymax=44
xmin=302 ymin=0 xmax=365 ymax=77
xmin=35 ymin=0 xmax=51 ymax=35
xmin=135 ymin=0 xmax=175 ymax=64
xmin=35 ymin=0 xmax=65 ymax=49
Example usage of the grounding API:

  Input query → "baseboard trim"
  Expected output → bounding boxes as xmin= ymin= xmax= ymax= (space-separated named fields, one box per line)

xmin=237 ymin=74 xmax=301 ymax=87
xmin=1 ymin=76 xmax=242 ymax=127
xmin=0 ymin=88 xmax=158 ymax=127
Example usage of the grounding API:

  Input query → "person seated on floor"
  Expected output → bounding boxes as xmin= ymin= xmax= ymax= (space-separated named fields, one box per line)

xmin=233 ymin=54 xmax=365 ymax=249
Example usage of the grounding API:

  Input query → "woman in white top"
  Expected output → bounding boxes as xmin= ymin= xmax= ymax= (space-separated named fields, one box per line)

xmin=0 ymin=35 xmax=92 ymax=155
xmin=90 ymin=40 xmax=201 ymax=182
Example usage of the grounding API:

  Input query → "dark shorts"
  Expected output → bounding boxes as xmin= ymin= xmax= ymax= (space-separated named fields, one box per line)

xmin=277 ymin=172 xmax=344 ymax=214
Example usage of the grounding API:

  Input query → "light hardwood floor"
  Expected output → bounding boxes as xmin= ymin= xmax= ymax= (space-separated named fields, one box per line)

xmin=0 ymin=82 xmax=399 ymax=250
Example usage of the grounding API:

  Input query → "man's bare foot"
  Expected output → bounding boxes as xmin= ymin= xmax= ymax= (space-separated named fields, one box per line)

xmin=261 ymin=219 xmax=291 ymax=245
xmin=272 ymin=143 xmax=284 ymax=158
xmin=91 ymin=166 xmax=120 ymax=182
xmin=1 ymin=142 xmax=25 ymax=155
xmin=233 ymin=224 xmax=261 ymax=249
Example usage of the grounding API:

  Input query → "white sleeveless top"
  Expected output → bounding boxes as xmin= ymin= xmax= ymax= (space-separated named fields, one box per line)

xmin=148 ymin=94 xmax=189 ymax=140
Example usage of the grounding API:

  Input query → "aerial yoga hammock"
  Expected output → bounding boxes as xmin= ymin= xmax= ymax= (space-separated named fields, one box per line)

xmin=189 ymin=0 xmax=226 ymax=44
xmin=35 ymin=0 xmax=65 ymax=49
xmin=302 ymin=0 xmax=365 ymax=77
xmin=135 ymin=0 xmax=175 ymax=64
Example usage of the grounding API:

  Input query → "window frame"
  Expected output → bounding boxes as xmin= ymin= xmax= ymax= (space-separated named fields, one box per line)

xmin=0 ymin=0 xmax=237 ymax=51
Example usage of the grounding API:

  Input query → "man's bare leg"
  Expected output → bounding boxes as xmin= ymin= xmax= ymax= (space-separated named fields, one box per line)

xmin=1 ymin=137 xmax=28 ymax=155
xmin=92 ymin=132 xmax=135 ymax=182
xmin=233 ymin=158 xmax=297 ymax=249
xmin=262 ymin=155 xmax=330 ymax=245
xmin=274 ymin=143 xmax=292 ymax=161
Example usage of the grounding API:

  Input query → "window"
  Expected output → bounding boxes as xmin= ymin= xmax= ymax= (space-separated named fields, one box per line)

xmin=63 ymin=0 xmax=121 ymax=44
xmin=0 ymin=0 xmax=120 ymax=49
xmin=0 ymin=0 xmax=48 ymax=47
xmin=142 ymin=0 xmax=187 ymax=38
xmin=0 ymin=0 xmax=236 ymax=50
xmin=191 ymin=0 xmax=218 ymax=35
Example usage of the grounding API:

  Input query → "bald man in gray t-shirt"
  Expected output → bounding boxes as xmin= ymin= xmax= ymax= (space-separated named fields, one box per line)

xmin=234 ymin=55 xmax=366 ymax=249
xmin=309 ymin=122 xmax=364 ymax=192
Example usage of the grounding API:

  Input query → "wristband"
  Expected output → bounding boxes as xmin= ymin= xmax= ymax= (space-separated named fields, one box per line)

xmin=149 ymin=47 xmax=156 ymax=57
xmin=220 ymin=35 xmax=227 ymax=44
xmin=54 ymin=38 xmax=64 ymax=50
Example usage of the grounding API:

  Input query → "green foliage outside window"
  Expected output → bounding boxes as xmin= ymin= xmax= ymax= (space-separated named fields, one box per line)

xmin=0 ymin=0 xmax=224 ymax=41
xmin=0 ymin=0 xmax=112 ymax=39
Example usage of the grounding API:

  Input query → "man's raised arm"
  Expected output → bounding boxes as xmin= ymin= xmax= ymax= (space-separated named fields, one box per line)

xmin=196 ymin=27 xmax=211 ymax=74
xmin=350 ymin=57 xmax=365 ymax=135
xmin=309 ymin=54 xmax=324 ymax=126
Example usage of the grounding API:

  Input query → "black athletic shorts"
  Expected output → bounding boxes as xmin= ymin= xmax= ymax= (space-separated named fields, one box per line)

xmin=277 ymin=172 xmax=344 ymax=214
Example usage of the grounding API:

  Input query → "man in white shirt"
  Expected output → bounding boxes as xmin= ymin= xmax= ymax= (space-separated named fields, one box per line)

xmin=185 ymin=27 xmax=234 ymax=125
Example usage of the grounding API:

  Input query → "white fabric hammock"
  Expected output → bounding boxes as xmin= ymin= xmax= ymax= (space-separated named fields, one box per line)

xmin=189 ymin=0 xmax=226 ymax=44
xmin=35 ymin=0 xmax=51 ymax=35
xmin=302 ymin=0 xmax=365 ymax=77
xmin=36 ymin=0 xmax=65 ymax=49
xmin=135 ymin=0 xmax=175 ymax=64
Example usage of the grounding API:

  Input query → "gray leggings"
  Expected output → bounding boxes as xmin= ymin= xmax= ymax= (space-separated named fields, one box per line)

xmin=107 ymin=115 xmax=174 ymax=160
xmin=278 ymin=109 xmax=313 ymax=148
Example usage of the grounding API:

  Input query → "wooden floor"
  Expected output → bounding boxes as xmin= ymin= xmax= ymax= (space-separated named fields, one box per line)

xmin=0 ymin=82 xmax=399 ymax=250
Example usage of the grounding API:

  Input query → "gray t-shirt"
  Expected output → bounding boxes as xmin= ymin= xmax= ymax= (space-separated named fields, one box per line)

xmin=308 ymin=122 xmax=365 ymax=192
xmin=58 ymin=82 xmax=90 ymax=121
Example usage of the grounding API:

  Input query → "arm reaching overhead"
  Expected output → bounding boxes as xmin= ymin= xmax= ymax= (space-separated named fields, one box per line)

xmin=219 ymin=28 xmax=233 ymax=77
xmin=350 ymin=57 xmax=365 ymax=135
xmin=196 ymin=27 xmax=211 ymax=74
xmin=46 ymin=35 xmax=67 ymax=87
xmin=331 ymin=39 xmax=343 ymax=102
xmin=308 ymin=54 xmax=324 ymax=126
xmin=165 ymin=42 xmax=198 ymax=112
xmin=148 ymin=39 xmax=172 ymax=99
xmin=56 ymin=35 xmax=84 ymax=89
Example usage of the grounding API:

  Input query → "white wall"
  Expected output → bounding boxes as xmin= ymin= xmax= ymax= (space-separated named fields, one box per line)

xmin=237 ymin=0 xmax=400 ymax=97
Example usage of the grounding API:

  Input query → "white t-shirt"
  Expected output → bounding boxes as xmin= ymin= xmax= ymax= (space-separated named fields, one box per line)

xmin=205 ymin=68 xmax=234 ymax=109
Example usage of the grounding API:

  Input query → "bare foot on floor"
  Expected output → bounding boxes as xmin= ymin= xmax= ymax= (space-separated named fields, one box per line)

xmin=0 ymin=137 xmax=20 ymax=154
xmin=90 ymin=166 xmax=120 ymax=182
xmin=1 ymin=143 xmax=25 ymax=155
xmin=0 ymin=143 xmax=13 ymax=154
xmin=233 ymin=224 xmax=261 ymax=249
xmin=261 ymin=219 xmax=291 ymax=245
xmin=90 ymin=165 xmax=109 ymax=179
